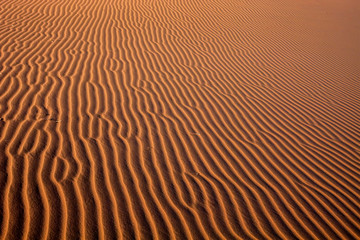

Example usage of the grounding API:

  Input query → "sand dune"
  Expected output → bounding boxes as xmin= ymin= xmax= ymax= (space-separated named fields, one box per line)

xmin=1 ymin=0 xmax=360 ymax=239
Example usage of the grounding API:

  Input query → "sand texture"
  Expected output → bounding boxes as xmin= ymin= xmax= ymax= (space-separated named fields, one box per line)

xmin=1 ymin=0 xmax=360 ymax=239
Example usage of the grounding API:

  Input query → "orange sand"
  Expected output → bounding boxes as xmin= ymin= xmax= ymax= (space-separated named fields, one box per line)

xmin=1 ymin=0 xmax=360 ymax=239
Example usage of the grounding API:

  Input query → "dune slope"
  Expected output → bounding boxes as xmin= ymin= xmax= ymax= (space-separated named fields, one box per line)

xmin=1 ymin=0 xmax=360 ymax=239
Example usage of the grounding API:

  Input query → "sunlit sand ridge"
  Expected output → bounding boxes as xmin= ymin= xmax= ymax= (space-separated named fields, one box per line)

xmin=0 ymin=0 xmax=360 ymax=239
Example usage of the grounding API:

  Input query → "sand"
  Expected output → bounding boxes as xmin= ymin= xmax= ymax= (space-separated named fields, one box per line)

xmin=1 ymin=0 xmax=360 ymax=239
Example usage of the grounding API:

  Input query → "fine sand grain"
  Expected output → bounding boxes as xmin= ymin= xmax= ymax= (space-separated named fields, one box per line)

xmin=1 ymin=0 xmax=360 ymax=239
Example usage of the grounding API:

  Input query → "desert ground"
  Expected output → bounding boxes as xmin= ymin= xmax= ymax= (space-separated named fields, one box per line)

xmin=0 ymin=0 xmax=360 ymax=239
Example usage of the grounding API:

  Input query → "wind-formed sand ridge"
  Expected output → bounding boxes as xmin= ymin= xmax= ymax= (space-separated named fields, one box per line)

xmin=0 ymin=0 xmax=360 ymax=239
